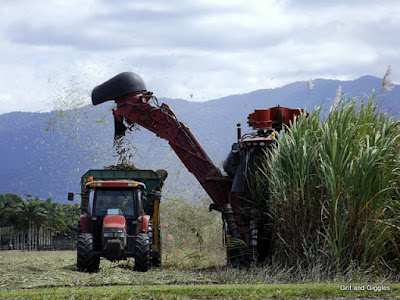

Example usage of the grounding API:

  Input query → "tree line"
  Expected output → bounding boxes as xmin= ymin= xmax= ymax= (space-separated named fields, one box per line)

xmin=0 ymin=193 xmax=79 ymax=250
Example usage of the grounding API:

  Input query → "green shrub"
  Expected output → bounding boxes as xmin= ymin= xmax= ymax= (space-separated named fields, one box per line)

xmin=160 ymin=196 xmax=225 ymax=268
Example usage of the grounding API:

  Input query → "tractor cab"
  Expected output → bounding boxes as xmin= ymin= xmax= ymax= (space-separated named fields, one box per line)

xmin=85 ymin=180 xmax=144 ymax=218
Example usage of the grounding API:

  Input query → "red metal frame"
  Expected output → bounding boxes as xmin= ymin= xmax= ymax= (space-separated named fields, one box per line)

xmin=80 ymin=215 xmax=90 ymax=233
xmin=138 ymin=215 xmax=150 ymax=233
xmin=86 ymin=181 xmax=145 ymax=189
xmin=248 ymin=106 xmax=306 ymax=130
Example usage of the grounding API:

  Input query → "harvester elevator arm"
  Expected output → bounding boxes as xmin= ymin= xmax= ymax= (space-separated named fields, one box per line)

xmin=111 ymin=92 xmax=232 ymax=210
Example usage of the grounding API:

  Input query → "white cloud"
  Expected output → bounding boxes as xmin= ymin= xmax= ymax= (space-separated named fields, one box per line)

xmin=0 ymin=0 xmax=399 ymax=114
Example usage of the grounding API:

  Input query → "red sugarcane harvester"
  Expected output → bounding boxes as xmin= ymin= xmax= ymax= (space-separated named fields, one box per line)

xmin=91 ymin=72 xmax=306 ymax=266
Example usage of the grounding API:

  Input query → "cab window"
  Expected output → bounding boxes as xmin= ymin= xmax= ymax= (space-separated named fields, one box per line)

xmin=93 ymin=189 xmax=136 ymax=217
xmin=87 ymin=190 xmax=94 ymax=215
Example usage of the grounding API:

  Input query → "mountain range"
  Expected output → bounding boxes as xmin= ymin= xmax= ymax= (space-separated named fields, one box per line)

xmin=0 ymin=75 xmax=399 ymax=203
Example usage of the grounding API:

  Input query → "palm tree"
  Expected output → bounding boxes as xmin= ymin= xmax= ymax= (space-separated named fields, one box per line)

xmin=0 ymin=194 xmax=24 ymax=226
xmin=59 ymin=203 xmax=81 ymax=238
xmin=16 ymin=196 xmax=46 ymax=250
xmin=42 ymin=198 xmax=67 ymax=249
xmin=0 ymin=194 xmax=24 ymax=249
xmin=43 ymin=198 xmax=66 ymax=232
xmin=1 ymin=194 xmax=78 ymax=250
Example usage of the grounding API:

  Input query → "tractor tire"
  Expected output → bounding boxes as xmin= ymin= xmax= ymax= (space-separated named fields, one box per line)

xmin=77 ymin=234 xmax=100 ymax=272
xmin=134 ymin=233 xmax=151 ymax=272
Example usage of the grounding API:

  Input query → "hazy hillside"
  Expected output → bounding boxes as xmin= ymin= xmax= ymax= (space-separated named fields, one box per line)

xmin=0 ymin=76 xmax=398 ymax=203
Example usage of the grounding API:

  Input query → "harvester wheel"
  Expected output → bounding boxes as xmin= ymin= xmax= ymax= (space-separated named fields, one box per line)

xmin=134 ymin=233 xmax=151 ymax=272
xmin=227 ymin=248 xmax=252 ymax=268
xmin=227 ymin=247 xmax=243 ymax=267
xmin=77 ymin=234 xmax=99 ymax=272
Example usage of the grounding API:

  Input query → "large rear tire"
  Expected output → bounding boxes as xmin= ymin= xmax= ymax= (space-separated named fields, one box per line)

xmin=77 ymin=234 xmax=99 ymax=272
xmin=134 ymin=233 xmax=151 ymax=272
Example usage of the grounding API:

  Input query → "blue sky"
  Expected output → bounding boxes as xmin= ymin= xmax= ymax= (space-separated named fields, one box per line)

xmin=1 ymin=0 xmax=399 ymax=114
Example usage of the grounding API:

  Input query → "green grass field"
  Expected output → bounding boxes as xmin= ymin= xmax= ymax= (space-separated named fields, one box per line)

xmin=0 ymin=251 xmax=399 ymax=299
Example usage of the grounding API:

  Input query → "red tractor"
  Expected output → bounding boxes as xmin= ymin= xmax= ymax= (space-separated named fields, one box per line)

xmin=68 ymin=168 xmax=167 ymax=272
xmin=91 ymin=72 xmax=305 ymax=266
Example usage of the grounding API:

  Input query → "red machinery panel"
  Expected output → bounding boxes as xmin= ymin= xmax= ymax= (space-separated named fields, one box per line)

xmin=248 ymin=106 xmax=306 ymax=130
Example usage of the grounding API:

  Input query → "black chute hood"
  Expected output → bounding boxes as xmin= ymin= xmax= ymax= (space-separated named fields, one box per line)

xmin=91 ymin=72 xmax=147 ymax=105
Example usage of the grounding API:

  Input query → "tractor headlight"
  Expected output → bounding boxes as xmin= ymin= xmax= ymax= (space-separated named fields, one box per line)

xmin=103 ymin=228 xmax=125 ymax=238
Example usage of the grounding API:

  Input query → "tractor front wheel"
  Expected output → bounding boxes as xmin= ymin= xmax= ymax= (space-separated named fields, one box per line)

xmin=134 ymin=233 xmax=151 ymax=272
xmin=77 ymin=234 xmax=100 ymax=272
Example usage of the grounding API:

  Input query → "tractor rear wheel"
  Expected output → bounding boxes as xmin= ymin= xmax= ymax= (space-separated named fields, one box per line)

xmin=77 ymin=234 xmax=99 ymax=272
xmin=134 ymin=233 xmax=151 ymax=272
